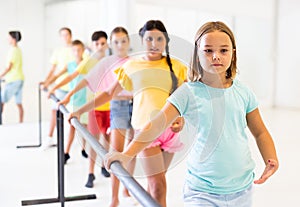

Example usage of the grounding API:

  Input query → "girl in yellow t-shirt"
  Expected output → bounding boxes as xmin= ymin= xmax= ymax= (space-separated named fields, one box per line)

xmin=70 ymin=20 xmax=187 ymax=207
xmin=0 ymin=31 xmax=24 ymax=123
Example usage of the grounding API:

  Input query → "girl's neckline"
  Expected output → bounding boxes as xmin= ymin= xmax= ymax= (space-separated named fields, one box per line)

xmin=114 ymin=54 xmax=128 ymax=59
xmin=141 ymin=56 xmax=165 ymax=62
xmin=198 ymin=79 xmax=235 ymax=90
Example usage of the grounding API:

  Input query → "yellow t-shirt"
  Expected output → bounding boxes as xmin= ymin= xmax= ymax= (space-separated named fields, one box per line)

xmin=50 ymin=46 xmax=73 ymax=91
xmin=76 ymin=53 xmax=110 ymax=111
xmin=115 ymin=57 xmax=187 ymax=129
xmin=76 ymin=52 xmax=102 ymax=75
xmin=5 ymin=47 xmax=24 ymax=83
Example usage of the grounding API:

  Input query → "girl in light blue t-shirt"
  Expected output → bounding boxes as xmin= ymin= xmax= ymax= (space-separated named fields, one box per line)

xmin=104 ymin=21 xmax=279 ymax=207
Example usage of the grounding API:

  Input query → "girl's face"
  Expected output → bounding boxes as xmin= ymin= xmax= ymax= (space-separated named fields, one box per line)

xmin=197 ymin=31 xmax=233 ymax=77
xmin=92 ymin=37 xmax=108 ymax=53
xmin=142 ymin=29 xmax=166 ymax=61
xmin=110 ymin=32 xmax=130 ymax=57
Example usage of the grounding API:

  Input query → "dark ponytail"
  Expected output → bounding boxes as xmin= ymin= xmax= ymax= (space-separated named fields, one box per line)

xmin=165 ymin=44 xmax=178 ymax=94
xmin=139 ymin=20 xmax=178 ymax=95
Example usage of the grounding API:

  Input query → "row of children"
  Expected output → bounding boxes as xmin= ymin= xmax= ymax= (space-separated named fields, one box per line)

xmin=37 ymin=20 xmax=278 ymax=207
xmin=40 ymin=26 xmax=135 ymax=206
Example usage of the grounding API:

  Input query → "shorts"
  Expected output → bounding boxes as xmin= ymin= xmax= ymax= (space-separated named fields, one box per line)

xmin=52 ymin=89 xmax=68 ymax=110
xmin=146 ymin=127 xmax=184 ymax=153
xmin=88 ymin=110 xmax=110 ymax=135
xmin=110 ymin=99 xmax=132 ymax=130
xmin=1 ymin=80 xmax=24 ymax=104
xmin=183 ymin=183 xmax=253 ymax=207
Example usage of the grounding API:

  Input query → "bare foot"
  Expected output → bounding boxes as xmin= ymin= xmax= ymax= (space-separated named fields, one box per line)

xmin=109 ymin=199 xmax=119 ymax=207
xmin=122 ymin=189 xmax=130 ymax=197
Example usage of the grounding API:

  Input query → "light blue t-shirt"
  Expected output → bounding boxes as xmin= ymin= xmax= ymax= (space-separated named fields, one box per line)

xmin=67 ymin=61 xmax=86 ymax=107
xmin=167 ymin=80 xmax=258 ymax=194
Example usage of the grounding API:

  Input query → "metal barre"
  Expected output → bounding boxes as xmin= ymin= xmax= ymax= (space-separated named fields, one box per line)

xmin=48 ymin=91 xmax=161 ymax=207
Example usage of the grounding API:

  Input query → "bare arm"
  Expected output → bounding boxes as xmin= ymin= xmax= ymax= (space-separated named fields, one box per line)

xmin=48 ymin=70 xmax=79 ymax=97
xmin=68 ymin=80 xmax=123 ymax=118
xmin=58 ymin=78 xmax=88 ymax=105
xmin=0 ymin=62 xmax=13 ymax=78
xmin=247 ymin=108 xmax=279 ymax=184
xmin=43 ymin=66 xmax=67 ymax=88
xmin=105 ymin=102 xmax=180 ymax=169
xmin=125 ymin=102 xmax=180 ymax=156
xmin=40 ymin=64 xmax=56 ymax=86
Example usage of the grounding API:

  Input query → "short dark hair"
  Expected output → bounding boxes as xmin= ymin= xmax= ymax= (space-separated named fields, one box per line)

xmin=91 ymin=31 xmax=108 ymax=41
xmin=9 ymin=31 xmax=22 ymax=42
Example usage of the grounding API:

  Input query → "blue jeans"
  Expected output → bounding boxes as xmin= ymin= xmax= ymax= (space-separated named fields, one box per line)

xmin=183 ymin=183 xmax=252 ymax=207
xmin=110 ymin=99 xmax=132 ymax=130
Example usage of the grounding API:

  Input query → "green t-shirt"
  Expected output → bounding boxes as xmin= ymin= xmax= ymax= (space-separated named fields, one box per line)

xmin=168 ymin=80 xmax=258 ymax=194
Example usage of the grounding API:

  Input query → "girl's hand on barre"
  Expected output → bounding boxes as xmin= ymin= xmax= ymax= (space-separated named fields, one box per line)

xmin=170 ymin=116 xmax=185 ymax=133
xmin=104 ymin=151 xmax=133 ymax=171
xmin=58 ymin=93 xmax=71 ymax=106
xmin=39 ymin=82 xmax=46 ymax=90
xmin=254 ymin=159 xmax=279 ymax=184
xmin=41 ymin=82 xmax=50 ymax=91
xmin=47 ymin=89 xmax=55 ymax=99
xmin=68 ymin=111 xmax=81 ymax=124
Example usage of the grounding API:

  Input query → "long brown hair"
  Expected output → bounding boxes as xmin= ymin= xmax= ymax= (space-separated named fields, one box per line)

xmin=189 ymin=21 xmax=237 ymax=82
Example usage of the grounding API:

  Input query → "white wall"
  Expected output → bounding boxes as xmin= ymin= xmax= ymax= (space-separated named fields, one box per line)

xmin=44 ymin=0 xmax=105 ymax=65
xmin=44 ymin=0 xmax=275 ymax=108
xmin=0 ymin=0 xmax=45 ymax=123
xmin=44 ymin=0 xmax=136 ymax=60
xmin=135 ymin=0 xmax=300 ymax=109
xmin=276 ymin=0 xmax=300 ymax=108
xmin=0 ymin=0 xmax=45 ymax=86
xmin=2 ymin=0 xmax=299 ymax=123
